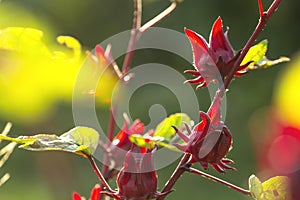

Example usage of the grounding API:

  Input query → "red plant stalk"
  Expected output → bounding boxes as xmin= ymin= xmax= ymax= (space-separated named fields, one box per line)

xmin=158 ymin=1 xmax=283 ymax=199
xmin=88 ymin=156 xmax=114 ymax=193
xmin=183 ymin=166 xmax=251 ymax=196
xmin=222 ymin=0 xmax=283 ymax=93
xmin=101 ymin=0 xmax=179 ymax=181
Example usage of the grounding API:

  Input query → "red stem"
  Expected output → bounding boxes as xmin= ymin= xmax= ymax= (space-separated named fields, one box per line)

xmin=266 ymin=0 xmax=282 ymax=17
xmin=157 ymin=154 xmax=191 ymax=200
xmin=184 ymin=167 xmax=251 ymax=196
xmin=122 ymin=1 xmax=178 ymax=74
xmin=102 ymin=0 xmax=179 ymax=181
xmin=121 ymin=0 xmax=142 ymax=76
xmin=88 ymin=156 xmax=114 ymax=193
xmin=101 ymin=107 xmax=116 ymax=177
xmin=258 ymin=0 xmax=264 ymax=18
xmin=225 ymin=0 xmax=282 ymax=89
xmin=214 ymin=0 xmax=282 ymax=103
xmin=107 ymin=107 xmax=116 ymax=143
xmin=159 ymin=0 xmax=283 ymax=199
xmin=101 ymin=0 xmax=143 ymax=180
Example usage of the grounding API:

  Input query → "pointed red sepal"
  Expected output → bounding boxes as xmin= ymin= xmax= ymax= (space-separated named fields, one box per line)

xmin=200 ymin=161 xmax=209 ymax=170
xmin=184 ymin=122 xmax=192 ymax=135
xmin=184 ymin=69 xmax=201 ymax=76
xmin=90 ymin=184 xmax=101 ymax=200
xmin=210 ymin=17 xmax=234 ymax=63
xmin=195 ymin=82 xmax=207 ymax=90
xmin=237 ymin=61 xmax=253 ymax=71
xmin=211 ymin=163 xmax=225 ymax=173
xmin=95 ymin=45 xmax=106 ymax=58
xmin=234 ymin=71 xmax=248 ymax=77
xmin=222 ymin=158 xmax=235 ymax=164
xmin=185 ymin=28 xmax=209 ymax=54
xmin=185 ymin=28 xmax=211 ymax=70
xmin=184 ymin=76 xmax=204 ymax=84
xmin=172 ymin=125 xmax=189 ymax=142
xmin=207 ymin=97 xmax=222 ymax=124
xmin=192 ymin=112 xmax=211 ymax=136
xmin=72 ymin=192 xmax=82 ymax=200
xmin=222 ymin=125 xmax=233 ymax=147
xmin=112 ymin=119 xmax=144 ymax=149
xmin=199 ymin=111 xmax=211 ymax=131
xmin=173 ymin=143 xmax=187 ymax=152
xmin=219 ymin=160 xmax=236 ymax=171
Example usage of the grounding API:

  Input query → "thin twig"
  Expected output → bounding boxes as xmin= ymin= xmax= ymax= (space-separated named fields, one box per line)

xmin=88 ymin=155 xmax=114 ymax=193
xmin=105 ymin=44 xmax=122 ymax=78
xmin=258 ymin=0 xmax=264 ymax=18
xmin=140 ymin=2 xmax=178 ymax=33
xmin=101 ymin=0 xmax=180 ymax=194
xmin=101 ymin=107 xmax=116 ymax=177
xmin=102 ymin=0 xmax=143 ymax=181
xmin=266 ymin=0 xmax=282 ymax=17
xmin=183 ymin=166 xmax=251 ymax=196
xmin=107 ymin=107 xmax=117 ymax=146
xmin=213 ymin=0 xmax=282 ymax=104
xmin=225 ymin=0 xmax=282 ymax=90
xmin=134 ymin=0 xmax=142 ymax=28
xmin=103 ymin=0 xmax=180 ymax=181
xmin=121 ymin=0 xmax=142 ymax=75
xmin=122 ymin=0 xmax=179 ymax=74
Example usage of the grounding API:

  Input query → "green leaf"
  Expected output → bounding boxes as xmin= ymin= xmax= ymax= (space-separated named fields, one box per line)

xmin=249 ymin=174 xmax=263 ymax=199
xmin=0 ymin=126 xmax=99 ymax=157
xmin=254 ymin=56 xmax=290 ymax=69
xmin=242 ymin=40 xmax=268 ymax=68
xmin=248 ymin=174 xmax=290 ymax=200
xmin=57 ymin=126 xmax=100 ymax=156
xmin=154 ymin=113 xmax=191 ymax=142
xmin=262 ymin=176 xmax=290 ymax=200
xmin=129 ymin=134 xmax=160 ymax=149
xmin=241 ymin=40 xmax=289 ymax=71
xmin=129 ymin=113 xmax=192 ymax=151
xmin=129 ymin=134 xmax=180 ymax=152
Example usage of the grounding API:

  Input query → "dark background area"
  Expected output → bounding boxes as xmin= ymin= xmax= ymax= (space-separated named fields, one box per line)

xmin=0 ymin=0 xmax=299 ymax=199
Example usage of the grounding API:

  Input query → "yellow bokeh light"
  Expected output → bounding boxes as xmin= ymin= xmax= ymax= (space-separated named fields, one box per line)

xmin=275 ymin=53 xmax=300 ymax=128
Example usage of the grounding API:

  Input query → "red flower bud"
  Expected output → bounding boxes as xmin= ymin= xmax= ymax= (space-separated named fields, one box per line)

xmin=108 ymin=119 xmax=144 ymax=167
xmin=174 ymin=100 xmax=235 ymax=173
xmin=185 ymin=17 xmax=250 ymax=88
xmin=116 ymin=145 xmax=157 ymax=200
xmin=103 ymin=143 xmax=171 ymax=199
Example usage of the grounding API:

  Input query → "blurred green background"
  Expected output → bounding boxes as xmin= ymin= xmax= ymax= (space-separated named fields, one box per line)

xmin=0 ymin=0 xmax=299 ymax=199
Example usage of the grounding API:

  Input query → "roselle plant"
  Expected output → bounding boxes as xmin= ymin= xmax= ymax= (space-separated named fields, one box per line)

xmin=0 ymin=0 xmax=293 ymax=199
